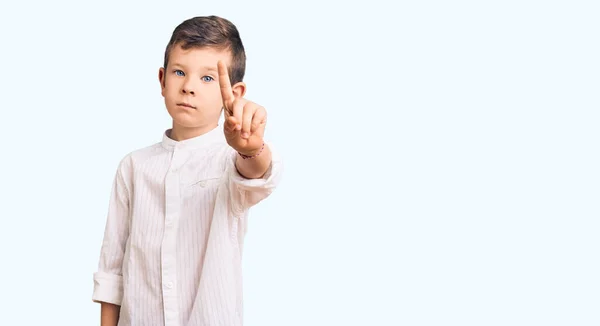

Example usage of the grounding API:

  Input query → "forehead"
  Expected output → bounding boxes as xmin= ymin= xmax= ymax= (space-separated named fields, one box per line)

xmin=169 ymin=45 xmax=231 ymax=68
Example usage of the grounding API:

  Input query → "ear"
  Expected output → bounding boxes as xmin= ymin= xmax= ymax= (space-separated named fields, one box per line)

xmin=158 ymin=67 xmax=166 ymax=96
xmin=231 ymin=81 xmax=246 ymax=99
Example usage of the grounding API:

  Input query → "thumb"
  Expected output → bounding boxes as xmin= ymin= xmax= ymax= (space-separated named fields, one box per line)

xmin=224 ymin=116 xmax=240 ymax=136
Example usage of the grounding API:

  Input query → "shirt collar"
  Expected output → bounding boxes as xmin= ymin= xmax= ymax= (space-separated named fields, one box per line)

xmin=161 ymin=126 xmax=224 ymax=151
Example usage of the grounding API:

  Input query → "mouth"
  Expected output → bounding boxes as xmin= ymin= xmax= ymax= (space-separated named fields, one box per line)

xmin=177 ymin=103 xmax=196 ymax=109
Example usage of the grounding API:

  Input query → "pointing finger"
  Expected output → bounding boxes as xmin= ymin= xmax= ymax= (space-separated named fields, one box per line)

xmin=217 ymin=60 xmax=234 ymax=113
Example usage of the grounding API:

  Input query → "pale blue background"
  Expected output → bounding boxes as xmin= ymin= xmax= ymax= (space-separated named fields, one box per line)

xmin=0 ymin=0 xmax=598 ymax=325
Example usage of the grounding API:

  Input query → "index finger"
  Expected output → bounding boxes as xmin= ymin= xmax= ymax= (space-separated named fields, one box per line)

xmin=217 ymin=61 xmax=234 ymax=113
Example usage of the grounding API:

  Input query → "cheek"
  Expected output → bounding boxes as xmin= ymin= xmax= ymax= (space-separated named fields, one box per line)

xmin=164 ymin=78 xmax=180 ymax=93
xmin=213 ymin=94 xmax=223 ymax=105
xmin=202 ymin=85 xmax=222 ymax=103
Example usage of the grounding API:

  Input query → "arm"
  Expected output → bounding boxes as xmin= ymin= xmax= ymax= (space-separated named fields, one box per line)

xmin=92 ymin=158 xmax=131 ymax=325
xmin=225 ymin=142 xmax=282 ymax=215
xmin=101 ymin=302 xmax=121 ymax=326
xmin=235 ymin=142 xmax=272 ymax=179
xmin=217 ymin=60 xmax=282 ymax=212
xmin=217 ymin=60 xmax=273 ymax=181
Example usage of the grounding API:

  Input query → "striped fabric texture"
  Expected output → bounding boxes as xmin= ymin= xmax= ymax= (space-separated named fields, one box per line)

xmin=92 ymin=126 xmax=282 ymax=326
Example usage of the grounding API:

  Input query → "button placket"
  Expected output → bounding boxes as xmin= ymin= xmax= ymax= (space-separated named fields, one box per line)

xmin=161 ymin=147 xmax=183 ymax=326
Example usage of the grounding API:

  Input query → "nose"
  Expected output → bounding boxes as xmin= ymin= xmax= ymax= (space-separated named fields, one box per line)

xmin=181 ymin=78 xmax=196 ymax=95
xmin=181 ymin=88 xmax=195 ymax=95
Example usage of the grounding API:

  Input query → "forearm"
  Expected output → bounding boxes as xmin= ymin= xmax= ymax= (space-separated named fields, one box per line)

xmin=101 ymin=302 xmax=120 ymax=326
xmin=235 ymin=143 xmax=272 ymax=179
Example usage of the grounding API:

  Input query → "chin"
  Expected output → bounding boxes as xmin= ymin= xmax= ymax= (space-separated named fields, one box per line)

xmin=174 ymin=118 xmax=205 ymax=129
xmin=166 ymin=111 xmax=200 ymax=127
xmin=172 ymin=111 xmax=220 ymax=126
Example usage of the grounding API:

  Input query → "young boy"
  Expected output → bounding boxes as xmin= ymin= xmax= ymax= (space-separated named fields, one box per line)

xmin=91 ymin=16 xmax=282 ymax=326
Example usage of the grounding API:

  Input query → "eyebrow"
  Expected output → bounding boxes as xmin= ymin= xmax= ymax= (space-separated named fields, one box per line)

xmin=170 ymin=63 xmax=217 ymax=72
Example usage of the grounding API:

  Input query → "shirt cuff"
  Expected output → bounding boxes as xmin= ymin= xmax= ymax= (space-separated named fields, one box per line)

xmin=228 ymin=141 xmax=282 ymax=190
xmin=227 ymin=142 xmax=283 ymax=214
xmin=92 ymin=271 xmax=123 ymax=305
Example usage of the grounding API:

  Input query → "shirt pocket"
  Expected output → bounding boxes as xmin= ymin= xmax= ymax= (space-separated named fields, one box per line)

xmin=189 ymin=177 xmax=221 ymax=188
xmin=182 ymin=175 xmax=223 ymax=199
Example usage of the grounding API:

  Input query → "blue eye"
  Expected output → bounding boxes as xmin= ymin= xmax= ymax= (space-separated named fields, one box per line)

xmin=202 ymin=76 xmax=214 ymax=82
xmin=174 ymin=70 xmax=185 ymax=76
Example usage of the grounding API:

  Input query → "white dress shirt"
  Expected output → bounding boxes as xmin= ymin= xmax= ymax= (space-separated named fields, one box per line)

xmin=92 ymin=126 xmax=282 ymax=326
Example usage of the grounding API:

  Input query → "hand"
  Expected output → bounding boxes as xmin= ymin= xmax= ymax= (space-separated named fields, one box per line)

xmin=218 ymin=61 xmax=267 ymax=156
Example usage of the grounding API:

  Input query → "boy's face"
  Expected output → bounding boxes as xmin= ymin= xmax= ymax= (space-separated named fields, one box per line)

xmin=158 ymin=44 xmax=245 ymax=133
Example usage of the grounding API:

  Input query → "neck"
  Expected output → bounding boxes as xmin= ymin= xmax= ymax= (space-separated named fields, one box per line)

xmin=169 ymin=122 xmax=218 ymax=141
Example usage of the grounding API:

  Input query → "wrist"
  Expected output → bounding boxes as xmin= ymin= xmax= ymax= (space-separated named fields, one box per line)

xmin=238 ymin=143 xmax=265 ymax=159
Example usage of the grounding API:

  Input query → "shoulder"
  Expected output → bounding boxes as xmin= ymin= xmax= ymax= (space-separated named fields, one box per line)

xmin=114 ymin=142 xmax=166 ymax=174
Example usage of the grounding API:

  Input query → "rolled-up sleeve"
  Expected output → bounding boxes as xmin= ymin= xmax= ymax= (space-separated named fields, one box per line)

xmin=92 ymin=271 xmax=124 ymax=305
xmin=92 ymin=158 xmax=131 ymax=305
xmin=227 ymin=142 xmax=283 ymax=215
